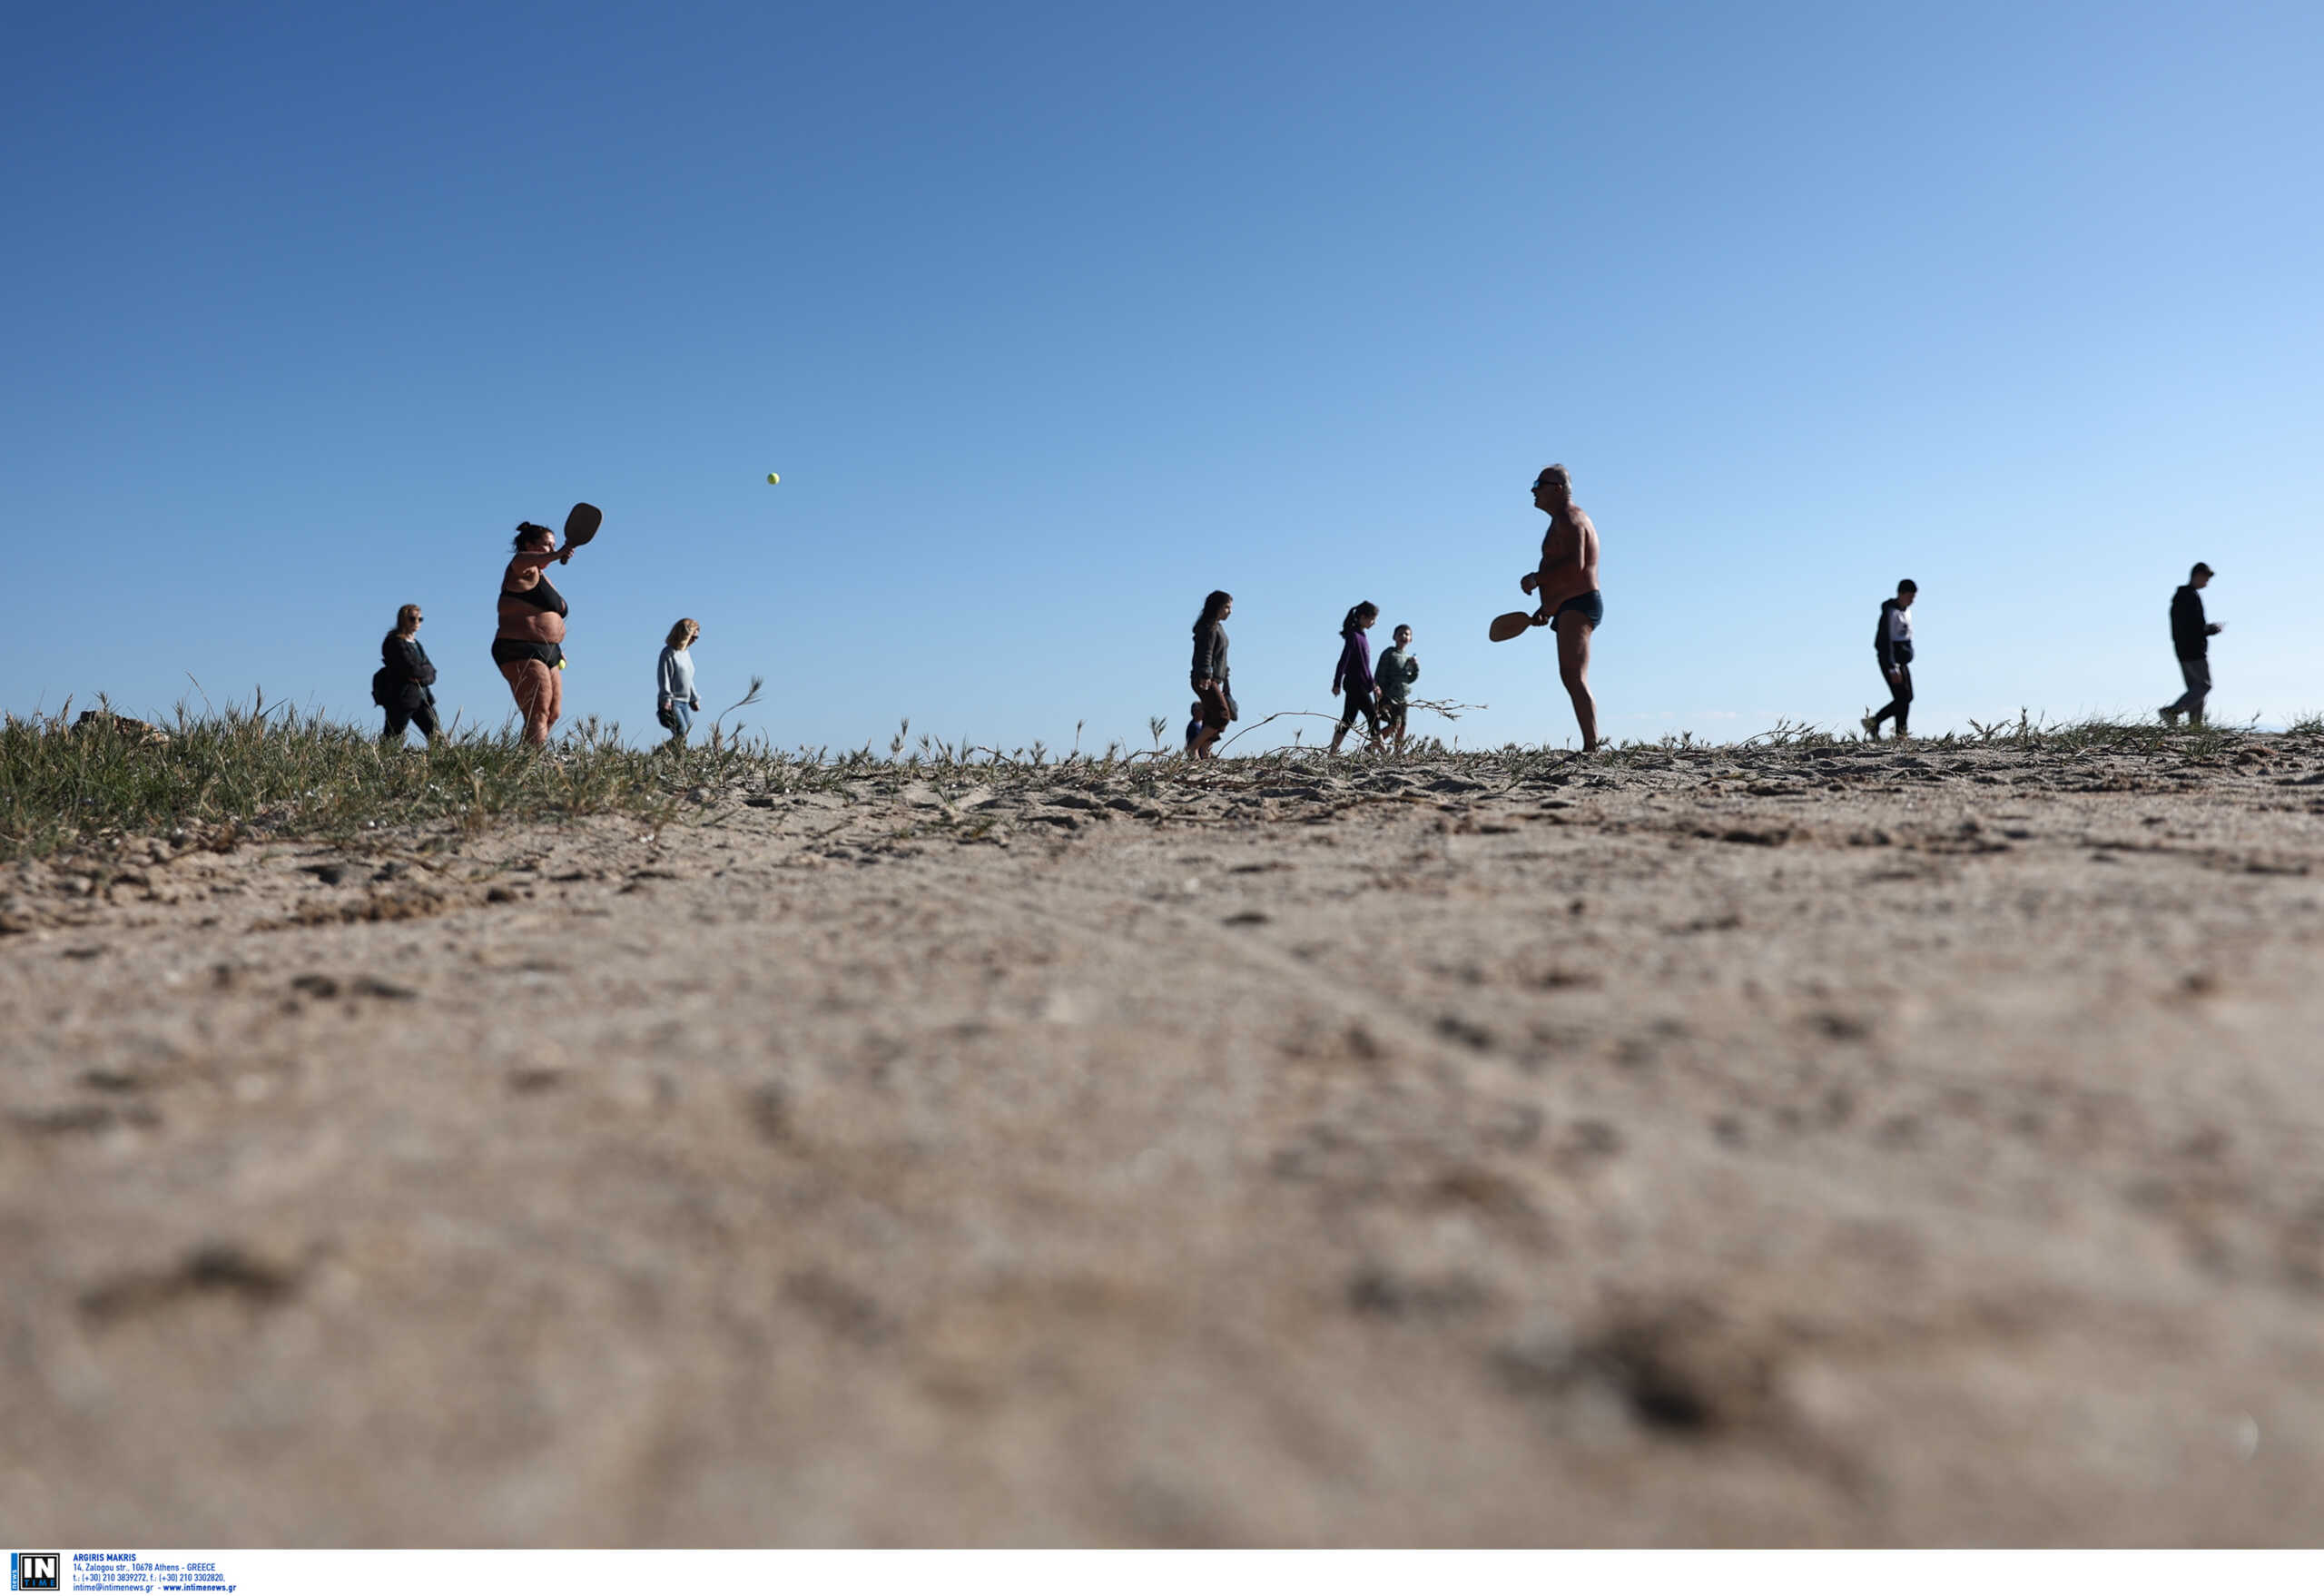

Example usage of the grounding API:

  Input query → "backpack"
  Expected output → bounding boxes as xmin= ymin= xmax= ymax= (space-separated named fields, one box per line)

xmin=370 ymin=666 xmax=393 ymax=707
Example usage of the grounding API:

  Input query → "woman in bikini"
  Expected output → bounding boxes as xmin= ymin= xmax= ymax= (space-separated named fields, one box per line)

xmin=493 ymin=520 xmax=579 ymax=745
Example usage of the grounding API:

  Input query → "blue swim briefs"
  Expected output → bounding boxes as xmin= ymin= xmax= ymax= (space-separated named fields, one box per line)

xmin=1553 ymin=589 xmax=1604 ymax=630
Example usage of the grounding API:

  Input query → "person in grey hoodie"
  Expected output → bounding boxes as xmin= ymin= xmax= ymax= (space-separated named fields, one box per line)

xmin=1374 ymin=624 xmax=1420 ymax=754
xmin=656 ymin=618 xmax=702 ymax=744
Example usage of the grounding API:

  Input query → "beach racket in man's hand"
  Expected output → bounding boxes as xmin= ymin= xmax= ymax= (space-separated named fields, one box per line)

xmin=563 ymin=503 xmax=603 ymax=548
xmin=1489 ymin=611 xmax=1538 ymax=642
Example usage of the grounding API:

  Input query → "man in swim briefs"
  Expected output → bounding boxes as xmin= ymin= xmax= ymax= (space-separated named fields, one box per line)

xmin=1521 ymin=463 xmax=1602 ymax=751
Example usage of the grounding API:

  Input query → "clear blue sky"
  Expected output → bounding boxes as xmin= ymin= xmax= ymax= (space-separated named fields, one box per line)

xmin=6 ymin=2 xmax=2319 ymax=749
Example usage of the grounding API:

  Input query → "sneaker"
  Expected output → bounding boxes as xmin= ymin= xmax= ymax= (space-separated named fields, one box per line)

xmin=1860 ymin=714 xmax=1880 ymax=741
xmin=2159 ymin=707 xmax=2181 ymax=726
xmin=1894 ymin=728 xmax=1911 ymax=741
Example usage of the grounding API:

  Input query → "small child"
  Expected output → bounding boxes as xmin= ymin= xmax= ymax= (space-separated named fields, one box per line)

xmin=1374 ymin=624 xmax=1419 ymax=754
xmin=1185 ymin=700 xmax=1206 ymax=754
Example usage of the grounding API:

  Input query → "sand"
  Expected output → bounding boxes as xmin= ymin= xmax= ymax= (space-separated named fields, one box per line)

xmin=5 ymin=735 xmax=2323 ymax=1545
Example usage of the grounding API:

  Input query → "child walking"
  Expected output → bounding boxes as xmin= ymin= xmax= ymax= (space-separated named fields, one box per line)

xmin=1329 ymin=602 xmax=1383 ymax=754
xmin=1374 ymin=623 xmax=1419 ymax=754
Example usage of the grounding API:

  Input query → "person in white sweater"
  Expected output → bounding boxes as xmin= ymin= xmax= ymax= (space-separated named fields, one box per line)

xmin=656 ymin=618 xmax=702 ymax=744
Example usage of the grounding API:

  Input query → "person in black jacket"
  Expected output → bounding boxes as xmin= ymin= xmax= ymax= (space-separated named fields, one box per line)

xmin=2160 ymin=563 xmax=2222 ymax=726
xmin=375 ymin=604 xmax=440 ymax=744
xmin=1189 ymin=590 xmax=1234 ymax=759
xmin=1327 ymin=602 xmax=1383 ymax=754
xmin=1861 ymin=580 xmax=1917 ymax=741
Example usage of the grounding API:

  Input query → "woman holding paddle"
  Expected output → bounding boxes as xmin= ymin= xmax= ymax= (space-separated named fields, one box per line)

xmin=493 ymin=519 xmax=579 ymax=745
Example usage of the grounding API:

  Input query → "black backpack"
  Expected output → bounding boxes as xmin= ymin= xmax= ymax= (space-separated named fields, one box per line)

xmin=370 ymin=666 xmax=393 ymax=707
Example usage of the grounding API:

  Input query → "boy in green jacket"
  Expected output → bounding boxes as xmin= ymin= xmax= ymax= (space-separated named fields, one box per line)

xmin=1374 ymin=625 xmax=1420 ymax=754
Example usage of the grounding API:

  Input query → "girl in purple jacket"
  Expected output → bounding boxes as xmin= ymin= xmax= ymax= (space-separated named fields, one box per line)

xmin=1329 ymin=601 xmax=1384 ymax=754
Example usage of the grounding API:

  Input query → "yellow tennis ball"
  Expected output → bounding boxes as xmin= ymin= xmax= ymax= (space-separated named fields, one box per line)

xmin=766 ymin=472 xmax=780 ymax=485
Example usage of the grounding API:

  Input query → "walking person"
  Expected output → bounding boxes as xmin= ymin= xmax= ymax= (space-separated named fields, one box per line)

xmin=656 ymin=618 xmax=703 ymax=744
xmin=1862 ymin=579 xmax=1918 ymax=741
xmin=1329 ymin=602 xmax=1384 ymax=754
xmin=1190 ymin=590 xmax=1235 ymax=760
xmin=492 ymin=520 xmax=581 ymax=745
xmin=1375 ymin=623 xmax=1420 ymax=754
xmin=2160 ymin=563 xmax=2223 ymax=726
xmin=1521 ymin=464 xmax=1603 ymax=751
xmin=374 ymin=603 xmax=439 ymax=745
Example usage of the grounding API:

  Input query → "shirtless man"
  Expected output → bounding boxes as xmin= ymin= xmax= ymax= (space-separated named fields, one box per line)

xmin=1519 ymin=463 xmax=1602 ymax=751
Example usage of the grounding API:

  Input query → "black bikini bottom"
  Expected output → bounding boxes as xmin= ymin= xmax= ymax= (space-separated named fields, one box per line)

xmin=491 ymin=638 xmax=564 ymax=668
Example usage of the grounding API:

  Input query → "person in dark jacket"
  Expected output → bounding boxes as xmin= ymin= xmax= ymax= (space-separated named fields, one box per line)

xmin=2161 ymin=563 xmax=2222 ymax=726
xmin=376 ymin=604 xmax=440 ymax=744
xmin=1329 ymin=602 xmax=1383 ymax=754
xmin=1189 ymin=590 xmax=1235 ymax=759
xmin=1860 ymin=580 xmax=1917 ymax=741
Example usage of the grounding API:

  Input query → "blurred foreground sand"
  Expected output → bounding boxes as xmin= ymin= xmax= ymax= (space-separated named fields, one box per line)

xmin=5 ymin=737 xmax=2323 ymax=1544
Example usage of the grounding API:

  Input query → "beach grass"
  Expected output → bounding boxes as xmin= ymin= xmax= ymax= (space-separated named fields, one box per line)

xmin=2 ymin=696 xmax=771 ymax=862
xmin=5 ymin=696 xmax=2317 ymax=862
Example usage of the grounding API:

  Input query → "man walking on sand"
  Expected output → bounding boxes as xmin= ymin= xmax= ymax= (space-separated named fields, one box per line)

xmin=2161 ymin=562 xmax=2222 ymax=726
xmin=1521 ymin=464 xmax=1602 ymax=751
xmin=1862 ymin=579 xmax=1917 ymax=741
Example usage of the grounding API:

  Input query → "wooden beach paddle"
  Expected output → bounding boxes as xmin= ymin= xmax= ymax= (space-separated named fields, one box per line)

xmin=563 ymin=502 xmax=603 ymax=548
xmin=1488 ymin=610 xmax=1538 ymax=642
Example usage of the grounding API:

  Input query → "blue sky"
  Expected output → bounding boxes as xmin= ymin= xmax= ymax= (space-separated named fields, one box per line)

xmin=5 ymin=2 xmax=2319 ymax=750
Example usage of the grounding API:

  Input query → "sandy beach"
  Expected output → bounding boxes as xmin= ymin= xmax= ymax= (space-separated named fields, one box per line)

xmin=5 ymin=734 xmax=2322 ymax=1545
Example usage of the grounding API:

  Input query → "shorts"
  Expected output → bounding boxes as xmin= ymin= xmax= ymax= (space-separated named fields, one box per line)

xmin=1379 ymin=698 xmax=1408 ymax=734
xmin=1552 ymin=590 xmax=1603 ymax=631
